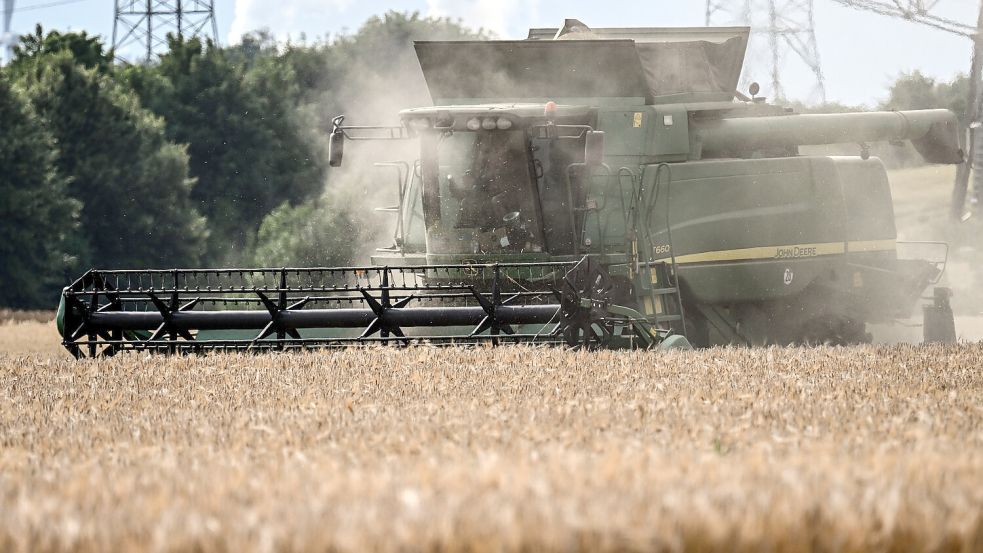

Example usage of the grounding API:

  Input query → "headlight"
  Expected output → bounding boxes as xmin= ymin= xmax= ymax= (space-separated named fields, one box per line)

xmin=496 ymin=118 xmax=513 ymax=130
xmin=481 ymin=118 xmax=497 ymax=130
xmin=466 ymin=117 xmax=481 ymax=131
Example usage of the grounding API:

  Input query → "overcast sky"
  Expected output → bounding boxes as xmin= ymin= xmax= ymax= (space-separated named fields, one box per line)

xmin=4 ymin=0 xmax=978 ymax=106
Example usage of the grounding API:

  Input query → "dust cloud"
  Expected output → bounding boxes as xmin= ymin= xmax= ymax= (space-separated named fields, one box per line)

xmin=309 ymin=42 xmax=432 ymax=263
xmin=873 ymin=164 xmax=983 ymax=343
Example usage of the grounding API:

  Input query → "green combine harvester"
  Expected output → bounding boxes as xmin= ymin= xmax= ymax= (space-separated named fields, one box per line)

xmin=58 ymin=20 xmax=962 ymax=357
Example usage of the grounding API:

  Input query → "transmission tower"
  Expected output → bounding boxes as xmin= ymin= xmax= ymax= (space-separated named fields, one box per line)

xmin=706 ymin=0 xmax=827 ymax=103
xmin=2 ymin=0 xmax=13 ymax=65
xmin=112 ymin=0 xmax=219 ymax=63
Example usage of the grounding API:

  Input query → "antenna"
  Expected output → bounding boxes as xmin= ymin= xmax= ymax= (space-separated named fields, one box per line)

xmin=706 ymin=0 xmax=827 ymax=103
xmin=112 ymin=0 xmax=219 ymax=63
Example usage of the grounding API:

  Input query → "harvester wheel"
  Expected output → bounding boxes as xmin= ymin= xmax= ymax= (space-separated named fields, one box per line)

xmin=923 ymin=287 xmax=956 ymax=343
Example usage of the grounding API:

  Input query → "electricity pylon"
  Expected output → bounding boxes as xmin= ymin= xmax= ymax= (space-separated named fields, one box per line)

xmin=112 ymin=0 xmax=219 ymax=63
xmin=706 ymin=0 xmax=827 ymax=103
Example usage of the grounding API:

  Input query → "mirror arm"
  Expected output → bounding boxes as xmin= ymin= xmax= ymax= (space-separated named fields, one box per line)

xmin=330 ymin=114 xmax=412 ymax=141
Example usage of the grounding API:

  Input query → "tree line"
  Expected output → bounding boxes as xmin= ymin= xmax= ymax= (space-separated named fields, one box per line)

xmin=0 ymin=11 xmax=967 ymax=308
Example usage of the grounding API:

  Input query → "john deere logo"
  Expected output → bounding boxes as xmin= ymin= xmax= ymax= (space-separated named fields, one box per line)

xmin=783 ymin=268 xmax=794 ymax=286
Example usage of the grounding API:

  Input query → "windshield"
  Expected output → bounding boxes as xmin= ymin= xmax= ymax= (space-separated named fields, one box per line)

xmin=422 ymin=131 xmax=546 ymax=255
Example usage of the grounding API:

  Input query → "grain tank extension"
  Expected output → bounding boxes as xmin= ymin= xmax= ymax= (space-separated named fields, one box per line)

xmin=58 ymin=21 xmax=960 ymax=356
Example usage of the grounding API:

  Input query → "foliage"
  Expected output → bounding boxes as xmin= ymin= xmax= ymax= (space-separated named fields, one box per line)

xmin=252 ymin=201 xmax=360 ymax=267
xmin=18 ymin=52 xmax=207 ymax=270
xmin=0 ymin=75 xmax=79 ymax=308
xmin=881 ymin=70 xmax=969 ymax=125
xmin=9 ymin=24 xmax=112 ymax=74
xmin=287 ymin=11 xmax=491 ymax=126
xmin=124 ymin=36 xmax=326 ymax=263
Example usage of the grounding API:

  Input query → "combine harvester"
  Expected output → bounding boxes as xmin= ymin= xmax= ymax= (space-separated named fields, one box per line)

xmin=59 ymin=20 xmax=962 ymax=357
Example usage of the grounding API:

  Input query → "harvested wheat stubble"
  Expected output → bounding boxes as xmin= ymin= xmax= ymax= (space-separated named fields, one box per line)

xmin=0 ymin=345 xmax=981 ymax=552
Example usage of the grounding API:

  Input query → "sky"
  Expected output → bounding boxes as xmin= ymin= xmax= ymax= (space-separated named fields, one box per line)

xmin=2 ymin=0 xmax=979 ymax=106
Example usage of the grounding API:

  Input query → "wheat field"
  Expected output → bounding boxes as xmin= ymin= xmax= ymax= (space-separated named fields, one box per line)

xmin=0 ymin=316 xmax=61 ymax=357
xmin=0 ymin=342 xmax=981 ymax=552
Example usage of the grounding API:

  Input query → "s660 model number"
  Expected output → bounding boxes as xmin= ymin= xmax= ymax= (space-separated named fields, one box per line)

xmin=653 ymin=244 xmax=672 ymax=255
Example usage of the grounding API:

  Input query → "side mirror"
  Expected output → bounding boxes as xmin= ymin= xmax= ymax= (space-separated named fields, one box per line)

xmin=328 ymin=129 xmax=345 ymax=168
xmin=585 ymin=130 xmax=605 ymax=165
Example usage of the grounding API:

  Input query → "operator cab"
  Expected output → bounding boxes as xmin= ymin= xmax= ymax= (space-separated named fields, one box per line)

xmin=403 ymin=104 xmax=597 ymax=260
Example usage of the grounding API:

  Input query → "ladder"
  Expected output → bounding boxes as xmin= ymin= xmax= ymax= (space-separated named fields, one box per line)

xmin=629 ymin=163 xmax=687 ymax=338
xmin=639 ymin=261 xmax=687 ymax=337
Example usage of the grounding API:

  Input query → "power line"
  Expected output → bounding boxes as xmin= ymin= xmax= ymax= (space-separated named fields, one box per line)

xmin=3 ymin=0 xmax=92 ymax=16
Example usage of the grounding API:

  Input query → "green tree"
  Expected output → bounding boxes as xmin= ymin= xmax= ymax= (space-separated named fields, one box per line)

xmin=9 ymin=25 xmax=112 ymax=75
xmin=18 ymin=53 xmax=206 ymax=270
xmin=0 ymin=75 xmax=80 ymax=308
xmin=882 ymin=70 xmax=969 ymax=125
xmin=124 ymin=36 xmax=326 ymax=264
xmin=252 ymin=201 xmax=360 ymax=267
xmin=284 ymin=11 xmax=491 ymax=127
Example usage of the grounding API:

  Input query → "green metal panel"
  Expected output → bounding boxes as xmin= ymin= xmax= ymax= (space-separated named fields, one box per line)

xmin=597 ymin=109 xmax=650 ymax=157
xmin=834 ymin=157 xmax=897 ymax=242
xmin=648 ymin=105 xmax=690 ymax=162
xmin=642 ymin=157 xmax=849 ymax=304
